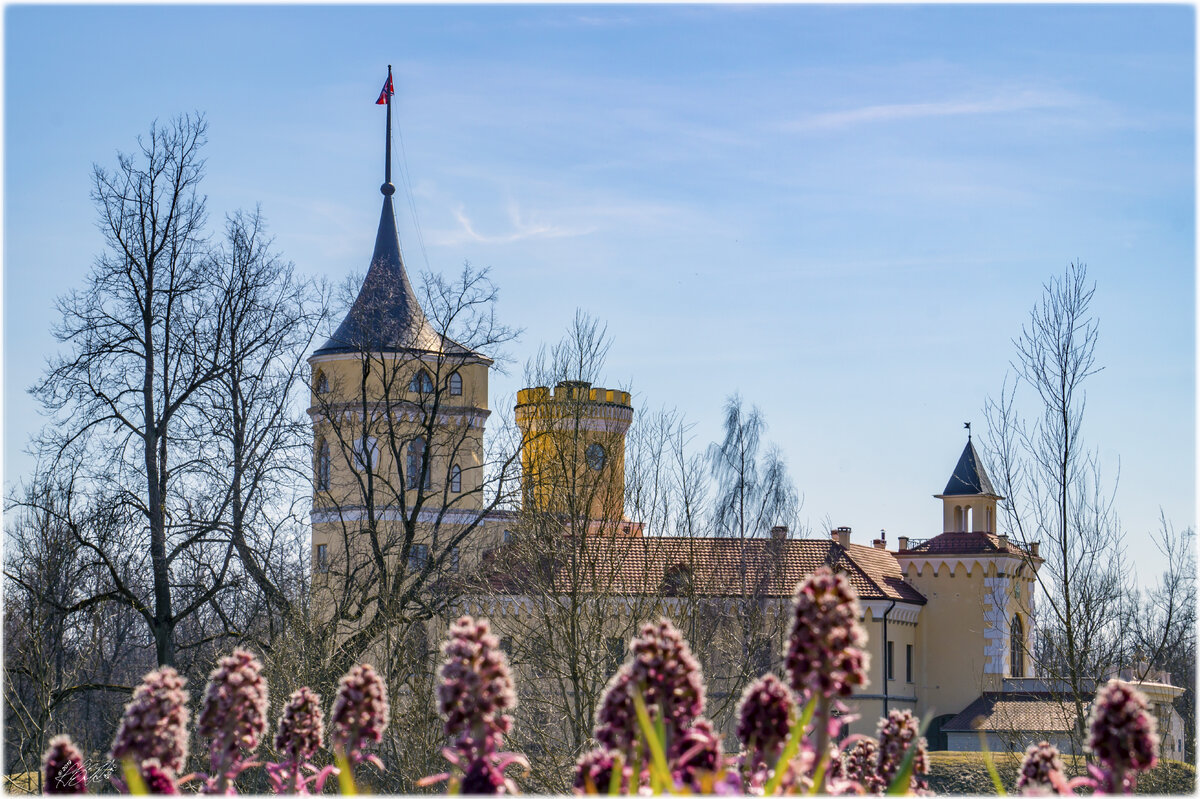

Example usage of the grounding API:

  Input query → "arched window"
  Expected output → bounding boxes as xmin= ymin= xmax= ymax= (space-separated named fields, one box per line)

xmin=410 ymin=369 xmax=434 ymax=393
xmin=314 ymin=370 xmax=329 ymax=394
xmin=353 ymin=436 xmax=378 ymax=472
xmin=449 ymin=372 xmax=463 ymax=396
xmin=407 ymin=437 xmax=431 ymax=489
xmin=1010 ymin=614 xmax=1025 ymax=677
xmin=449 ymin=464 xmax=462 ymax=493
xmin=316 ymin=439 xmax=330 ymax=490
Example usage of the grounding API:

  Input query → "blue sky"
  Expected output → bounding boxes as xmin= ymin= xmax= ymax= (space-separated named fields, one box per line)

xmin=4 ymin=5 xmax=1194 ymax=580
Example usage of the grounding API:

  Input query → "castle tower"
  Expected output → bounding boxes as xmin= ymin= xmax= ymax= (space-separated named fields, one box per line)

xmin=308 ymin=68 xmax=492 ymax=576
xmin=934 ymin=434 xmax=1003 ymax=533
xmin=897 ymin=434 xmax=1039 ymax=741
xmin=514 ymin=381 xmax=633 ymax=521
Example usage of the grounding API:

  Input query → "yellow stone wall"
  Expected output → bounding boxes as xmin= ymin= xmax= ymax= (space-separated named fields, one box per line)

xmin=308 ymin=351 xmax=492 ymax=578
xmin=514 ymin=381 xmax=632 ymax=522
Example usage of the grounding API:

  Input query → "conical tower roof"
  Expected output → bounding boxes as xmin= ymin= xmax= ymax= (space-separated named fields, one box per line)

xmin=313 ymin=191 xmax=443 ymax=355
xmin=940 ymin=439 xmax=1001 ymax=497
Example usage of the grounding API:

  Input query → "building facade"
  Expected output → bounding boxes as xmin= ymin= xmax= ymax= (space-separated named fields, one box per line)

xmin=309 ymin=116 xmax=1183 ymax=760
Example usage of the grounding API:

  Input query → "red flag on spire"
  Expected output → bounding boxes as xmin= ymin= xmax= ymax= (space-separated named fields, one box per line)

xmin=376 ymin=73 xmax=394 ymax=105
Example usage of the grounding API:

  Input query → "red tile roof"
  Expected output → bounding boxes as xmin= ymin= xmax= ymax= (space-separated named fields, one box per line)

xmin=481 ymin=535 xmax=926 ymax=604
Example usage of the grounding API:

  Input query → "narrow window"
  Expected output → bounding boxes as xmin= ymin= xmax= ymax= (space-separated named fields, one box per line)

xmin=605 ymin=636 xmax=625 ymax=673
xmin=407 ymin=437 xmax=430 ymax=489
xmin=499 ymin=636 xmax=513 ymax=658
xmin=449 ymin=372 xmax=463 ymax=396
xmin=316 ymin=543 xmax=329 ymax=573
xmin=408 ymin=543 xmax=428 ymax=572
xmin=449 ymin=546 xmax=460 ymax=573
xmin=887 ymin=640 xmax=895 ymax=681
xmin=503 ymin=529 xmax=513 ymax=544
xmin=316 ymin=439 xmax=330 ymax=490
xmin=1011 ymin=615 xmax=1025 ymax=677
xmin=906 ymin=644 xmax=913 ymax=683
xmin=450 ymin=464 xmax=462 ymax=493
xmin=315 ymin=370 xmax=329 ymax=394
xmin=410 ymin=369 xmax=434 ymax=393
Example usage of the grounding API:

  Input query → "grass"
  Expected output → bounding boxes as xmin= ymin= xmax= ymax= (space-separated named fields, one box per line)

xmin=925 ymin=751 xmax=1196 ymax=795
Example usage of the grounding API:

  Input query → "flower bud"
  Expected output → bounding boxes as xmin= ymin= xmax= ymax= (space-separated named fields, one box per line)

xmin=786 ymin=567 xmax=869 ymax=700
xmin=110 ymin=666 xmax=190 ymax=775
xmin=42 ymin=735 xmax=86 ymax=794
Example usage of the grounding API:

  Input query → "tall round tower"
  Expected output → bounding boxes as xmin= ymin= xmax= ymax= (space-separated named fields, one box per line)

xmin=514 ymin=381 xmax=632 ymax=521
xmin=308 ymin=69 xmax=492 ymax=580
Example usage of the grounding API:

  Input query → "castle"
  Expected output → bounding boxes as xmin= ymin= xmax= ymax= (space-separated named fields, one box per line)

xmin=307 ymin=93 xmax=1185 ymax=762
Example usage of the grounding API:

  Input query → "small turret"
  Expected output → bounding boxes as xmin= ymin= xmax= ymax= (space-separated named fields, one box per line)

xmin=934 ymin=432 xmax=1003 ymax=533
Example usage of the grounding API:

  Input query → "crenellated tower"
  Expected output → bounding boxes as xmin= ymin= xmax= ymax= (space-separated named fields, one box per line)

xmin=514 ymin=380 xmax=633 ymax=522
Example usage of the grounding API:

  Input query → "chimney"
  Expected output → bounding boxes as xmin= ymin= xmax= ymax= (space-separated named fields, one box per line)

xmin=872 ymin=528 xmax=887 ymax=549
xmin=997 ymin=534 xmax=1009 ymax=551
xmin=770 ymin=525 xmax=788 ymax=541
xmin=832 ymin=526 xmax=851 ymax=548
xmin=898 ymin=536 xmax=909 ymax=551
xmin=1030 ymin=541 xmax=1040 ymax=557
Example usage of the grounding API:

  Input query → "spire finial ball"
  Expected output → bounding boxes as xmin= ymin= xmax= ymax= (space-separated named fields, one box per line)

xmin=381 ymin=182 xmax=396 ymax=197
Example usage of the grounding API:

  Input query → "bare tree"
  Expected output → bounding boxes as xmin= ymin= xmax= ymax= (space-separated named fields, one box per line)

xmin=3 ymin=473 xmax=147 ymax=782
xmin=31 ymin=114 xmax=233 ymax=668
xmin=984 ymin=262 xmax=1188 ymax=756
xmin=707 ymin=395 xmax=800 ymax=542
xmin=191 ymin=209 xmax=328 ymax=643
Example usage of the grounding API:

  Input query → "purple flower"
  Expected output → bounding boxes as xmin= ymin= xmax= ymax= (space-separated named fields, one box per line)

xmin=1017 ymin=740 xmax=1065 ymax=793
xmin=138 ymin=758 xmax=179 ymax=795
xmin=267 ymin=687 xmax=326 ymax=794
xmin=670 ymin=718 xmax=723 ymax=790
xmin=875 ymin=709 xmax=928 ymax=792
xmin=594 ymin=618 xmax=705 ymax=757
xmin=838 ymin=736 xmax=883 ymax=794
xmin=1087 ymin=679 xmax=1159 ymax=792
xmin=110 ymin=666 xmax=190 ymax=776
xmin=735 ymin=673 xmax=795 ymax=764
xmin=42 ymin=735 xmax=86 ymax=794
xmin=432 ymin=617 xmax=527 ymax=793
xmin=197 ymin=649 xmax=269 ymax=792
xmin=786 ymin=567 xmax=869 ymax=701
xmin=437 ymin=616 xmax=516 ymax=748
xmin=329 ymin=663 xmax=390 ymax=768
xmin=573 ymin=748 xmax=629 ymax=795
xmin=275 ymin=686 xmax=325 ymax=764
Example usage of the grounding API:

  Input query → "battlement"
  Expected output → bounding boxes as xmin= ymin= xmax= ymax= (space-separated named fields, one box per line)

xmin=516 ymin=380 xmax=631 ymax=408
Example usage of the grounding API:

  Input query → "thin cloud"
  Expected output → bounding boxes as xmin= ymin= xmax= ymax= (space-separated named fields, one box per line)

xmin=783 ymin=90 xmax=1079 ymax=132
xmin=430 ymin=202 xmax=595 ymax=247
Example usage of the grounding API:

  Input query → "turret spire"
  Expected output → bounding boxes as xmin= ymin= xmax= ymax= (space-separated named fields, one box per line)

xmin=313 ymin=68 xmax=444 ymax=356
xmin=380 ymin=64 xmax=395 ymax=197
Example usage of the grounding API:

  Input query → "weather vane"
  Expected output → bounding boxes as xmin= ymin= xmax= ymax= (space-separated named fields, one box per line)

xmin=964 ymin=421 xmax=971 ymax=440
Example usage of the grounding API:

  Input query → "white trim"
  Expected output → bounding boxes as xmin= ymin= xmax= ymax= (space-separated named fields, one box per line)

xmin=311 ymin=507 xmax=485 ymax=525
xmin=860 ymin=600 xmax=922 ymax=624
